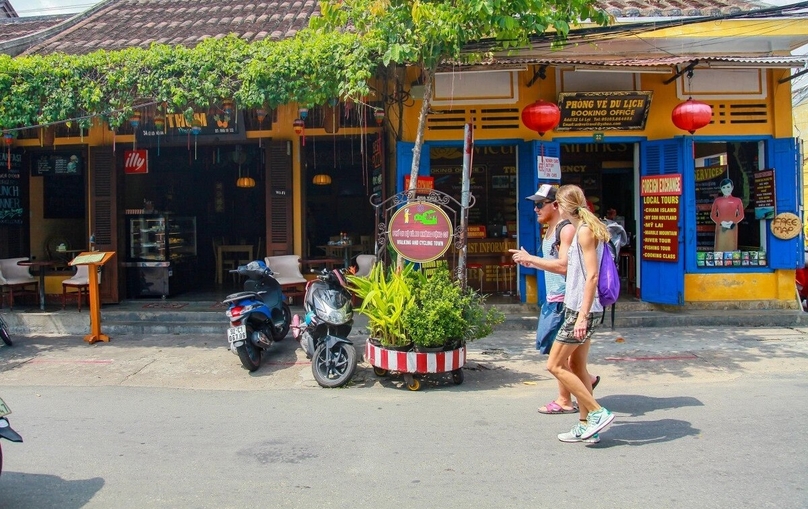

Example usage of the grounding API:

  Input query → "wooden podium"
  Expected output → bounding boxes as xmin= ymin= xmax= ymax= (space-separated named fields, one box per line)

xmin=70 ymin=251 xmax=115 ymax=344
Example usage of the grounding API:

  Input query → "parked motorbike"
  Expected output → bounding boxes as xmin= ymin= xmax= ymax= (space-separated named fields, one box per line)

xmin=291 ymin=268 xmax=357 ymax=388
xmin=223 ymin=260 xmax=292 ymax=372
xmin=0 ymin=397 xmax=23 ymax=477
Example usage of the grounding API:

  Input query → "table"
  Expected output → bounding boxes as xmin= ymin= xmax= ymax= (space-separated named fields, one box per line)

xmin=17 ymin=260 xmax=55 ymax=311
xmin=317 ymin=244 xmax=360 ymax=268
xmin=301 ymin=257 xmax=343 ymax=273
xmin=216 ymin=245 xmax=253 ymax=285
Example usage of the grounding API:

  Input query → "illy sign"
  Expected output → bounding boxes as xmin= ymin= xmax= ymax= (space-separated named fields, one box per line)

xmin=124 ymin=149 xmax=148 ymax=174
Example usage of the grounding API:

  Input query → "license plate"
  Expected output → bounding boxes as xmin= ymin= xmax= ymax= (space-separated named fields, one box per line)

xmin=227 ymin=325 xmax=247 ymax=343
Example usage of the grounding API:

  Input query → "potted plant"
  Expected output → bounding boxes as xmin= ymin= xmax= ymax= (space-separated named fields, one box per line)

xmin=346 ymin=261 xmax=414 ymax=349
xmin=402 ymin=265 xmax=504 ymax=352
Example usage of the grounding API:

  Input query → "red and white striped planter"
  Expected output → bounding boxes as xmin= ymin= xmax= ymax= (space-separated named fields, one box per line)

xmin=365 ymin=341 xmax=466 ymax=374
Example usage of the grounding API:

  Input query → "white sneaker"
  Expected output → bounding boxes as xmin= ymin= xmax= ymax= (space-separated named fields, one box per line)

xmin=558 ymin=423 xmax=600 ymax=443
xmin=581 ymin=408 xmax=614 ymax=440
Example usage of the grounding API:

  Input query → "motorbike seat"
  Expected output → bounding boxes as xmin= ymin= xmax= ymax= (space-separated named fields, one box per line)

xmin=222 ymin=291 xmax=265 ymax=304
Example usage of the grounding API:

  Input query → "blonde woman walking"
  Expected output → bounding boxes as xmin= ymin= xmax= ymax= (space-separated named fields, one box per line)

xmin=543 ymin=184 xmax=614 ymax=442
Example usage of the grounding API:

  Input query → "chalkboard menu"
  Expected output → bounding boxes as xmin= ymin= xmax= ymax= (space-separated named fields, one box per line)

xmin=35 ymin=152 xmax=83 ymax=176
xmin=44 ymin=174 xmax=84 ymax=219
xmin=0 ymin=150 xmax=24 ymax=226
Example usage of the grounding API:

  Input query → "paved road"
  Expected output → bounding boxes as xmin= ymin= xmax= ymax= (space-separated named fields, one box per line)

xmin=0 ymin=325 xmax=807 ymax=508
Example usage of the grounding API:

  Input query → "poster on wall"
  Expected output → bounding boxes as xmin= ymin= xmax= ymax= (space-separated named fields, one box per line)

xmin=753 ymin=168 xmax=775 ymax=219
xmin=0 ymin=149 xmax=24 ymax=226
xmin=640 ymin=175 xmax=681 ymax=262
xmin=34 ymin=152 xmax=83 ymax=176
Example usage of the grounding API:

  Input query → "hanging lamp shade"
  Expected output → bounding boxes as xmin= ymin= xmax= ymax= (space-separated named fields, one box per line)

xmin=236 ymin=176 xmax=256 ymax=188
xmin=374 ymin=108 xmax=386 ymax=126
xmin=312 ymin=174 xmax=332 ymax=185
xmin=671 ymin=98 xmax=712 ymax=134
xmin=129 ymin=110 xmax=141 ymax=129
xmin=293 ymin=118 xmax=305 ymax=135
xmin=256 ymin=108 xmax=267 ymax=124
xmin=153 ymin=114 xmax=165 ymax=132
xmin=521 ymin=100 xmax=561 ymax=136
xmin=222 ymin=99 xmax=234 ymax=115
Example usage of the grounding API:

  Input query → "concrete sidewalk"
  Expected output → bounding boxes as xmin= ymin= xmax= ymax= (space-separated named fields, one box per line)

xmin=1 ymin=316 xmax=807 ymax=392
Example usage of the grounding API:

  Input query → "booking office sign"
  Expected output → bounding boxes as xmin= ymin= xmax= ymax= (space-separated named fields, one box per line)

xmin=388 ymin=202 xmax=453 ymax=263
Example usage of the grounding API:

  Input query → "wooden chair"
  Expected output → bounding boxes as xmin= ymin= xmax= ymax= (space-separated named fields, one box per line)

xmin=62 ymin=265 xmax=102 ymax=311
xmin=0 ymin=258 xmax=38 ymax=310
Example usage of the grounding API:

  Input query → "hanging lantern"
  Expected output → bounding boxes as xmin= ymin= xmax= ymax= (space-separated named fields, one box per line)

xmin=153 ymin=113 xmax=165 ymax=156
xmin=256 ymin=108 xmax=267 ymax=125
xmin=129 ymin=110 xmax=141 ymax=129
xmin=3 ymin=132 xmax=14 ymax=170
xmin=672 ymin=98 xmax=712 ymax=134
xmin=521 ymin=100 xmax=561 ymax=136
xmin=191 ymin=119 xmax=202 ymax=159
xmin=374 ymin=108 xmax=386 ymax=126
xmin=298 ymin=107 xmax=308 ymax=120
xmin=312 ymin=174 xmax=332 ymax=185
xmin=293 ymin=118 xmax=306 ymax=146
xmin=222 ymin=99 xmax=234 ymax=116
xmin=153 ymin=113 xmax=165 ymax=132
xmin=236 ymin=176 xmax=256 ymax=188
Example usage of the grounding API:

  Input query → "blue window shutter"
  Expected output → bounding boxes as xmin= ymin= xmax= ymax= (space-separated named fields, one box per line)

xmin=395 ymin=141 xmax=430 ymax=192
xmin=767 ymin=137 xmax=801 ymax=269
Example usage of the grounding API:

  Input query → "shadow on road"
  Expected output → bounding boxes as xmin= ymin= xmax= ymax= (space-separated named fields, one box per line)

xmin=0 ymin=472 xmax=104 ymax=508
xmin=593 ymin=418 xmax=700 ymax=448
xmin=598 ymin=393 xmax=704 ymax=417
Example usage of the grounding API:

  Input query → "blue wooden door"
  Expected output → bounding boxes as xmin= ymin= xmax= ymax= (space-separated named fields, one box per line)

xmin=517 ymin=140 xmax=560 ymax=301
xmin=639 ymin=139 xmax=688 ymax=305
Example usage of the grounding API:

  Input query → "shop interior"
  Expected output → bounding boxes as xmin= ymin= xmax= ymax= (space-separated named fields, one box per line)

xmin=302 ymin=136 xmax=377 ymax=262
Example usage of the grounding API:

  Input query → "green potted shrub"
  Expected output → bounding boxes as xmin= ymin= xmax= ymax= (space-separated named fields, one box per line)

xmin=402 ymin=265 xmax=504 ymax=351
xmin=348 ymin=263 xmax=503 ymax=352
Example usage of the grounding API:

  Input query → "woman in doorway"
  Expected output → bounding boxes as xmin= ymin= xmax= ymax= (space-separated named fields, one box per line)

xmin=549 ymin=184 xmax=614 ymax=443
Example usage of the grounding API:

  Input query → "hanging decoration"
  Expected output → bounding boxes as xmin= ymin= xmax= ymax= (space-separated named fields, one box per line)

xmin=222 ymin=99 xmax=234 ymax=116
xmin=312 ymin=174 xmax=332 ymax=185
xmin=374 ymin=108 xmax=385 ymax=126
xmin=672 ymin=69 xmax=712 ymax=134
xmin=191 ymin=119 xmax=202 ymax=160
xmin=256 ymin=107 xmax=267 ymax=147
xmin=293 ymin=118 xmax=306 ymax=146
xmin=234 ymin=147 xmax=255 ymax=188
xmin=153 ymin=112 xmax=165 ymax=156
xmin=3 ymin=131 xmax=15 ymax=170
xmin=129 ymin=110 xmax=141 ymax=149
xmin=671 ymin=98 xmax=712 ymax=134
xmin=298 ymin=107 xmax=309 ymax=120
xmin=521 ymin=100 xmax=560 ymax=136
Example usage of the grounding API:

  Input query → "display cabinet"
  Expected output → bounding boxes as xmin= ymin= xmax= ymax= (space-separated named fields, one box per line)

xmin=122 ymin=215 xmax=197 ymax=297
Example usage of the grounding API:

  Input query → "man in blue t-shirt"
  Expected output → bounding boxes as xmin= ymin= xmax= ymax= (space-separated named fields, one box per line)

xmin=510 ymin=184 xmax=599 ymax=414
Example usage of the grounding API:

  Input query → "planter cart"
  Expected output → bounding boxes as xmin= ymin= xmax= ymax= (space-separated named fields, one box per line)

xmin=365 ymin=341 xmax=466 ymax=391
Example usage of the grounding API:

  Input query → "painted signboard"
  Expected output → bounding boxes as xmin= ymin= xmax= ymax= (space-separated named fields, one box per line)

xmin=388 ymin=202 xmax=453 ymax=262
xmin=556 ymin=91 xmax=652 ymax=131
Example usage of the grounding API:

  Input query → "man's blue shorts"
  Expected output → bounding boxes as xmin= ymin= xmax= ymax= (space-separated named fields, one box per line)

xmin=536 ymin=301 xmax=565 ymax=354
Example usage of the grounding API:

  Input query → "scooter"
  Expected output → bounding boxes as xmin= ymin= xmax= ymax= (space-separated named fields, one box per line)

xmin=223 ymin=260 xmax=291 ymax=372
xmin=0 ymin=397 xmax=23 ymax=477
xmin=291 ymin=268 xmax=357 ymax=388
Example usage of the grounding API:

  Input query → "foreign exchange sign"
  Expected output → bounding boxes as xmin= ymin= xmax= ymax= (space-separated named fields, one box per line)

xmin=556 ymin=91 xmax=652 ymax=131
xmin=640 ymin=175 xmax=682 ymax=262
xmin=388 ymin=202 xmax=453 ymax=263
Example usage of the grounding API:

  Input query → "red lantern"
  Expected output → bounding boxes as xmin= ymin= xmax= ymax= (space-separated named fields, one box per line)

xmin=672 ymin=98 xmax=712 ymax=134
xmin=3 ymin=132 xmax=13 ymax=170
xmin=293 ymin=118 xmax=306 ymax=146
xmin=374 ymin=108 xmax=385 ymax=126
xmin=521 ymin=100 xmax=560 ymax=136
xmin=153 ymin=114 xmax=165 ymax=132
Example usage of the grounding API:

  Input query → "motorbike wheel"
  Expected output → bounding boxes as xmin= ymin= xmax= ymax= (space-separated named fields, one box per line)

xmin=271 ymin=303 xmax=292 ymax=341
xmin=312 ymin=342 xmax=357 ymax=388
xmin=235 ymin=325 xmax=262 ymax=372
xmin=0 ymin=316 xmax=12 ymax=346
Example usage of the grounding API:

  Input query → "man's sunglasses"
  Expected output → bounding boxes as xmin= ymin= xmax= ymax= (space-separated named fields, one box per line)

xmin=534 ymin=201 xmax=554 ymax=210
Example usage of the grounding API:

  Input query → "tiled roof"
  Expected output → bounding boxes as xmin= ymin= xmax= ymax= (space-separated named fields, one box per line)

xmin=18 ymin=0 xmax=770 ymax=56
xmin=0 ymin=14 xmax=72 ymax=43
xmin=594 ymin=0 xmax=769 ymax=18
xmin=21 ymin=0 xmax=321 ymax=56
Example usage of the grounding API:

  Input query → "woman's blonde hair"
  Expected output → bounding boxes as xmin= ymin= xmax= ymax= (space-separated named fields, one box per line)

xmin=555 ymin=185 xmax=610 ymax=243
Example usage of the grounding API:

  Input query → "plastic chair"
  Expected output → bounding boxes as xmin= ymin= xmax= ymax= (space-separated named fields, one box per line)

xmin=355 ymin=254 xmax=376 ymax=277
xmin=265 ymin=255 xmax=308 ymax=304
xmin=62 ymin=265 xmax=102 ymax=311
xmin=0 ymin=257 xmax=38 ymax=310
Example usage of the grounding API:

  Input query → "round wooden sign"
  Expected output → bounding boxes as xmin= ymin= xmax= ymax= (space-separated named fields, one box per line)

xmin=770 ymin=212 xmax=801 ymax=240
